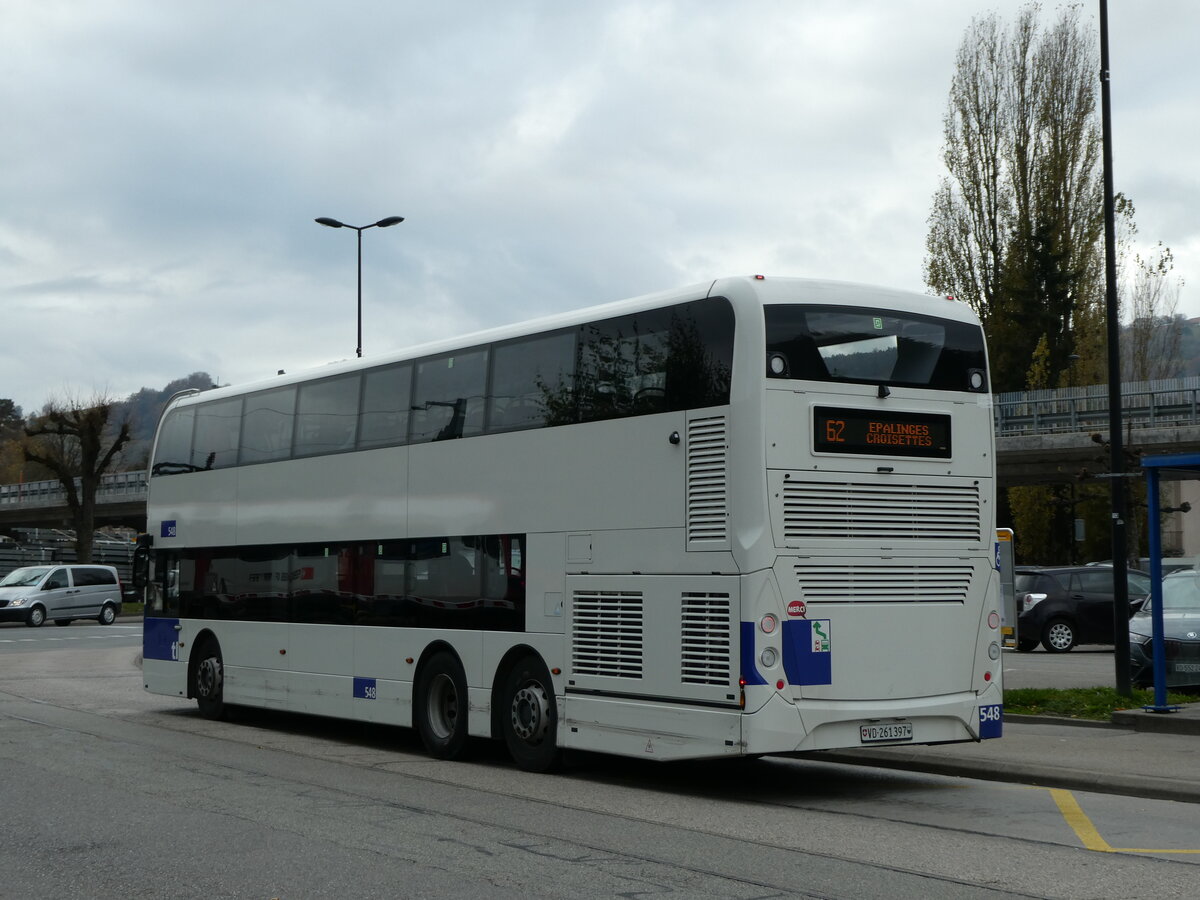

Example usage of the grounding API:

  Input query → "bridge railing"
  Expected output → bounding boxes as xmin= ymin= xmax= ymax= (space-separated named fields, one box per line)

xmin=0 ymin=470 xmax=148 ymax=510
xmin=994 ymin=377 xmax=1200 ymax=436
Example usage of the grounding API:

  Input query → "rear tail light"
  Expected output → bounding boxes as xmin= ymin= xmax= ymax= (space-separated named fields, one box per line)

xmin=1023 ymin=592 xmax=1047 ymax=611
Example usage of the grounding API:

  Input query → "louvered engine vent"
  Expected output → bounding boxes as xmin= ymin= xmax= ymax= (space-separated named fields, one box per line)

xmin=687 ymin=415 xmax=729 ymax=547
xmin=680 ymin=592 xmax=733 ymax=685
xmin=794 ymin=563 xmax=974 ymax=603
xmin=782 ymin=480 xmax=981 ymax=542
xmin=571 ymin=590 xmax=644 ymax=678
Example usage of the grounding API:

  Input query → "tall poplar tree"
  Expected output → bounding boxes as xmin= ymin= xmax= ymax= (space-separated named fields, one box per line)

xmin=925 ymin=3 xmax=1105 ymax=392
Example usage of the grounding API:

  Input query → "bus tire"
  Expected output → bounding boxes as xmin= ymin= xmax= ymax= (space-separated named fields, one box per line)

xmin=98 ymin=604 xmax=118 ymax=625
xmin=501 ymin=654 xmax=561 ymax=773
xmin=415 ymin=651 xmax=470 ymax=760
xmin=26 ymin=605 xmax=46 ymax=628
xmin=193 ymin=639 xmax=226 ymax=720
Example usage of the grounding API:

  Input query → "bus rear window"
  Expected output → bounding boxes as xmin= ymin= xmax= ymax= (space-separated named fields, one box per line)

xmin=765 ymin=305 xmax=987 ymax=392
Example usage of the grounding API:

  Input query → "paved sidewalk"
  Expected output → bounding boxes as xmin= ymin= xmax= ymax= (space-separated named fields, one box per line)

xmin=813 ymin=704 xmax=1200 ymax=803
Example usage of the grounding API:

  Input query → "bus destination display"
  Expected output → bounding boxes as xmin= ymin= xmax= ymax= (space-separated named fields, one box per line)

xmin=813 ymin=407 xmax=951 ymax=459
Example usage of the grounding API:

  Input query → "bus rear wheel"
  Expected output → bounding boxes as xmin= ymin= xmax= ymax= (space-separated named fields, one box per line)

xmin=501 ymin=655 xmax=561 ymax=773
xmin=415 ymin=651 xmax=470 ymax=760
xmin=193 ymin=639 xmax=226 ymax=720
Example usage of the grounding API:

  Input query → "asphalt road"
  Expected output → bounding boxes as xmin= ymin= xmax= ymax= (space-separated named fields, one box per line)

xmin=1002 ymin=645 xmax=1121 ymax=690
xmin=1 ymin=627 xmax=1197 ymax=899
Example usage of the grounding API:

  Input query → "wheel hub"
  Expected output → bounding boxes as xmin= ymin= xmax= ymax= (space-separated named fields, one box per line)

xmin=511 ymin=683 xmax=549 ymax=742
xmin=428 ymin=673 xmax=459 ymax=739
xmin=197 ymin=657 xmax=222 ymax=698
xmin=1047 ymin=624 xmax=1072 ymax=650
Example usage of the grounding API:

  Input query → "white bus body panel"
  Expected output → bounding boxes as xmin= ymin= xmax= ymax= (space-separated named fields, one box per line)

xmin=143 ymin=276 xmax=1001 ymax=763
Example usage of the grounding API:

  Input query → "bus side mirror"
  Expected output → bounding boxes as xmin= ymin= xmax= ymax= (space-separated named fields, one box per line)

xmin=132 ymin=534 xmax=152 ymax=589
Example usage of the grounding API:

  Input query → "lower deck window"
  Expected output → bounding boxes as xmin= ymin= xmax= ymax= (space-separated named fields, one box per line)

xmin=150 ymin=534 xmax=525 ymax=632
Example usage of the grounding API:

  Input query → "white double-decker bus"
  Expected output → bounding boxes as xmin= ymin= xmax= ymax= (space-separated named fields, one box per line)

xmin=141 ymin=275 xmax=1003 ymax=771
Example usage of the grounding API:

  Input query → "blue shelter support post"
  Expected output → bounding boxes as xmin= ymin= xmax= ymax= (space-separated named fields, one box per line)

xmin=1139 ymin=451 xmax=1200 ymax=713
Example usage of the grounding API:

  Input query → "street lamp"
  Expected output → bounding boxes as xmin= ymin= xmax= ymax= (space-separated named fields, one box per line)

xmin=315 ymin=215 xmax=404 ymax=358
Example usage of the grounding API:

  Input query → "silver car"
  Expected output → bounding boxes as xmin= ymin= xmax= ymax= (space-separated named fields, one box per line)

xmin=1129 ymin=569 xmax=1200 ymax=688
xmin=0 ymin=565 xmax=123 ymax=627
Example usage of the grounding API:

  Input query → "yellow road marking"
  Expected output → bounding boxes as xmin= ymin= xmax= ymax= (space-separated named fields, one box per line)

xmin=1049 ymin=788 xmax=1200 ymax=854
xmin=1050 ymin=789 xmax=1115 ymax=852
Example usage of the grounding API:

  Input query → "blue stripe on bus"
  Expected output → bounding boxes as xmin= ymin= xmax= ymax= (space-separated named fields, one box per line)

xmin=979 ymin=703 xmax=1003 ymax=739
xmin=740 ymin=621 xmax=768 ymax=686
xmin=143 ymin=618 xmax=180 ymax=661
xmin=781 ymin=619 xmax=832 ymax=686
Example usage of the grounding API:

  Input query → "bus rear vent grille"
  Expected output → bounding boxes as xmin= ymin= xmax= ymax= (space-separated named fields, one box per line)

xmin=680 ymin=591 xmax=733 ymax=685
xmin=794 ymin=563 xmax=974 ymax=603
xmin=571 ymin=590 xmax=644 ymax=679
xmin=783 ymin=481 xmax=981 ymax=542
xmin=687 ymin=415 xmax=729 ymax=545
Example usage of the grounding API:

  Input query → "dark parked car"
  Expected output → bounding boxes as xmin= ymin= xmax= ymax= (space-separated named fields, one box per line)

xmin=1015 ymin=565 xmax=1152 ymax=652
xmin=1129 ymin=569 xmax=1200 ymax=688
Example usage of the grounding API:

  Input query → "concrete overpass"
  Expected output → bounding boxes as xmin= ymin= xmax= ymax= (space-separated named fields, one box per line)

xmin=0 ymin=472 xmax=147 ymax=532
xmin=993 ymin=377 xmax=1200 ymax=488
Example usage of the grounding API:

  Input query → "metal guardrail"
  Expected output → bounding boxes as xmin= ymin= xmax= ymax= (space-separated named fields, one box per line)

xmin=994 ymin=377 xmax=1200 ymax=436
xmin=0 ymin=471 xmax=147 ymax=510
xmin=994 ymin=388 xmax=1200 ymax=435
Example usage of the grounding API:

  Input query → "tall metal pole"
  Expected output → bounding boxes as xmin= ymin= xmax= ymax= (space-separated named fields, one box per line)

xmin=356 ymin=226 xmax=364 ymax=358
xmin=1099 ymin=0 xmax=1132 ymax=696
xmin=315 ymin=215 xmax=404 ymax=359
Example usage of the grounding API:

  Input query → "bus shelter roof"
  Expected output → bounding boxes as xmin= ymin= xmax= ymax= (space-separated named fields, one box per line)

xmin=1141 ymin=451 xmax=1200 ymax=481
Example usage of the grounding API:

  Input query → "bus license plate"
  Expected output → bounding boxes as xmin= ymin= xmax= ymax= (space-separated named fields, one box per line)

xmin=860 ymin=722 xmax=913 ymax=744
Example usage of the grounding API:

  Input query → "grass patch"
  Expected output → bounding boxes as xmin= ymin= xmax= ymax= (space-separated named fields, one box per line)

xmin=1005 ymin=686 xmax=1199 ymax=720
xmin=120 ymin=602 xmax=145 ymax=617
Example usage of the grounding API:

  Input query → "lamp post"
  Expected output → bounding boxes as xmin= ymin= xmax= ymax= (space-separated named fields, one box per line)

xmin=315 ymin=215 xmax=404 ymax=358
xmin=1098 ymin=0 xmax=1132 ymax=696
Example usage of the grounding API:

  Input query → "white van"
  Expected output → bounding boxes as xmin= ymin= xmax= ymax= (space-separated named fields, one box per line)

xmin=0 ymin=565 xmax=123 ymax=627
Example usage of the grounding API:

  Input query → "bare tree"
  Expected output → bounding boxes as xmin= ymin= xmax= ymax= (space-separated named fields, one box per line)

xmin=23 ymin=394 xmax=132 ymax=562
xmin=1123 ymin=241 xmax=1184 ymax=382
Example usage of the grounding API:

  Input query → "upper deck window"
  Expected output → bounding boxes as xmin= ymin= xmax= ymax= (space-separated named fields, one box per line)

xmin=151 ymin=407 xmax=196 ymax=475
xmin=411 ymin=350 xmax=488 ymax=442
xmin=240 ymin=386 xmax=297 ymax=464
xmin=192 ymin=398 xmax=242 ymax=470
xmin=150 ymin=296 xmax=735 ymax=476
xmin=765 ymin=305 xmax=987 ymax=392
xmin=359 ymin=364 xmax=413 ymax=449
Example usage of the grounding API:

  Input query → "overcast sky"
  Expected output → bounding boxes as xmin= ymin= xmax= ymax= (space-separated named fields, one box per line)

xmin=3 ymin=1 xmax=1197 ymax=416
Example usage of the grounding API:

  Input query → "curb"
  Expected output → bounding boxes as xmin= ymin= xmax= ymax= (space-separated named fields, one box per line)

xmin=808 ymin=747 xmax=1200 ymax=805
xmin=1005 ymin=710 xmax=1200 ymax=735
xmin=1004 ymin=713 xmax=1117 ymax=729
xmin=1111 ymin=707 xmax=1200 ymax=736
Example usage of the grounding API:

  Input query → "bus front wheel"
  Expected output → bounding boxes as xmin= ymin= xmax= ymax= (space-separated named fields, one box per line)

xmin=193 ymin=639 xmax=226 ymax=720
xmin=415 ymin=651 xmax=470 ymax=760
xmin=501 ymin=655 xmax=561 ymax=773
